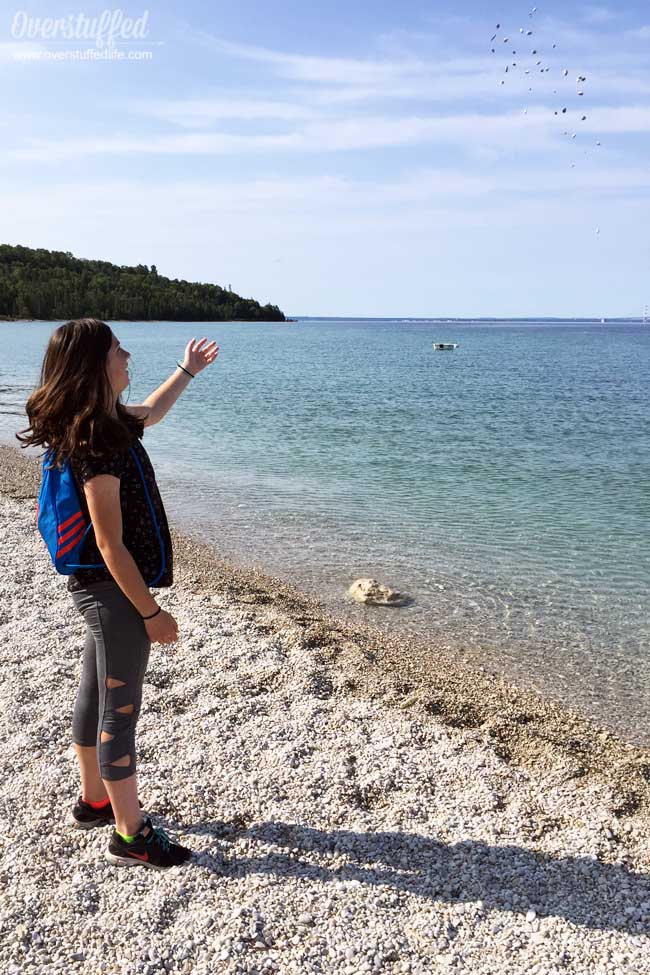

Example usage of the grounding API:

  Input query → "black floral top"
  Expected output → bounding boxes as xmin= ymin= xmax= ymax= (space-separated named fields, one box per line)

xmin=66 ymin=435 xmax=173 ymax=592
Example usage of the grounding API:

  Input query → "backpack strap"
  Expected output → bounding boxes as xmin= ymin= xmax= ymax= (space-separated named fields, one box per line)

xmin=129 ymin=446 xmax=167 ymax=585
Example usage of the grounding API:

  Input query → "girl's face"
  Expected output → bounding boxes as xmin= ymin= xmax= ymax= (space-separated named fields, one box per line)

xmin=106 ymin=332 xmax=131 ymax=401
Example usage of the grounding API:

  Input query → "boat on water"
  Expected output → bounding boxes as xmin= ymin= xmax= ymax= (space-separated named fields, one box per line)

xmin=432 ymin=342 xmax=459 ymax=351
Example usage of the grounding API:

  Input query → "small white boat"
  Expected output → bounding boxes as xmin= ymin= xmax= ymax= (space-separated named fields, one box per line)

xmin=432 ymin=342 xmax=459 ymax=351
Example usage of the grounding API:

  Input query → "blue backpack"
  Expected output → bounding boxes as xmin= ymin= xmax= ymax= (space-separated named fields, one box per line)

xmin=36 ymin=445 xmax=167 ymax=585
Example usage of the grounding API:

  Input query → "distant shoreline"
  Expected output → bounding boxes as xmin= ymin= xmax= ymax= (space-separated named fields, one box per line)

xmin=2 ymin=315 xmax=648 ymax=325
xmin=291 ymin=316 xmax=649 ymax=324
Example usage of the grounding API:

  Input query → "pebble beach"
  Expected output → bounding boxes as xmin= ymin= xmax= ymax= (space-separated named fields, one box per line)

xmin=2 ymin=442 xmax=650 ymax=975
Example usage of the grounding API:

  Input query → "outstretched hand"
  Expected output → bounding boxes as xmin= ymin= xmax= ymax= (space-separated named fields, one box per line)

xmin=182 ymin=337 xmax=220 ymax=376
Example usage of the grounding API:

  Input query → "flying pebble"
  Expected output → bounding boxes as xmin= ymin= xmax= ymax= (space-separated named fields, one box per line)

xmin=520 ymin=28 xmax=524 ymax=33
xmin=491 ymin=34 xmax=497 ymax=41
xmin=581 ymin=115 xmax=587 ymax=120
xmin=596 ymin=141 xmax=601 ymax=146
xmin=562 ymin=107 xmax=567 ymax=113
xmin=595 ymin=227 xmax=600 ymax=234
xmin=527 ymin=30 xmax=533 ymax=35
xmin=572 ymin=133 xmax=577 ymax=138
xmin=563 ymin=69 xmax=569 ymax=76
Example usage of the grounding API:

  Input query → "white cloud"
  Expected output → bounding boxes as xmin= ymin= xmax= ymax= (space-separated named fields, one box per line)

xmin=7 ymin=112 xmax=545 ymax=161
xmin=180 ymin=28 xmax=433 ymax=85
xmin=11 ymin=99 xmax=650 ymax=163
xmin=121 ymin=63 xmax=650 ymax=131
xmin=626 ymin=25 xmax=650 ymax=40
xmin=579 ymin=105 xmax=650 ymax=133
xmin=2 ymin=160 xmax=649 ymax=229
xmin=10 ymin=131 xmax=300 ymax=161
xmin=581 ymin=6 xmax=619 ymax=24
xmin=126 ymin=96 xmax=314 ymax=127
xmin=155 ymin=24 xmax=650 ymax=122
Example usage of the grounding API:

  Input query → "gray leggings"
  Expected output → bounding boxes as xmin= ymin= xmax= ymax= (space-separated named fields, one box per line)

xmin=70 ymin=579 xmax=151 ymax=782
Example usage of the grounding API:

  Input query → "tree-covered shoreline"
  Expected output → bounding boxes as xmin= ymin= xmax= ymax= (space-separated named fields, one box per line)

xmin=0 ymin=244 xmax=285 ymax=322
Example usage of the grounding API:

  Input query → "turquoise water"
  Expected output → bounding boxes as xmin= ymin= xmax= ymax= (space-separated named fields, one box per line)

xmin=1 ymin=319 xmax=648 ymax=742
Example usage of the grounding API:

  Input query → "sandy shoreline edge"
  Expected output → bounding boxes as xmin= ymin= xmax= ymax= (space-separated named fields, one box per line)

xmin=2 ymin=440 xmax=650 ymax=821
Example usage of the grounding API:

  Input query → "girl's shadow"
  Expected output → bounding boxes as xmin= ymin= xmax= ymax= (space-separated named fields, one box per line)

xmin=177 ymin=816 xmax=650 ymax=935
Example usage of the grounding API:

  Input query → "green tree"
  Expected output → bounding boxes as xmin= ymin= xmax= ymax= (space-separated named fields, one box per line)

xmin=0 ymin=244 xmax=285 ymax=322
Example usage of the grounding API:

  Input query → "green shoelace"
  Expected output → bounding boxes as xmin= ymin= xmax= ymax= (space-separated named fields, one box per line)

xmin=147 ymin=825 xmax=172 ymax=853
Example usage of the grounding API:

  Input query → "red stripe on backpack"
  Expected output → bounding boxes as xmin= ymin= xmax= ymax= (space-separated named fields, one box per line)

xmin=56 ymin=528 xmax=86 ymax=558
xmin=58 ymin=518 xmax=87 ymax=544
xmin=58 ymin=510 xmax=83 ymax=534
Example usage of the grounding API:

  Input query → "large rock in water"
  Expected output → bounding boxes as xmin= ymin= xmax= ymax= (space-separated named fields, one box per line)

xmin=348 ymin=577 xmax=406 ymax=606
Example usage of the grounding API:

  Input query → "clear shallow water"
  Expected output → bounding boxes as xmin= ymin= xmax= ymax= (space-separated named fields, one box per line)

xmin=2 ymin=319 xmax=649 ymax=742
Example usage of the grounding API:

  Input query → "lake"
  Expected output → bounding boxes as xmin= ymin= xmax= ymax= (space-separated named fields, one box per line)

xmin=1 ymin=318 xmax=648 ymax=742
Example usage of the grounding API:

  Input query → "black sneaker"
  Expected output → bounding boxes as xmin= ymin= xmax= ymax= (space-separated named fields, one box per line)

xmin=71 ymin=795 xmax=144 ymax=830
xmin=105 ymin=816 xmax=193 ymax=870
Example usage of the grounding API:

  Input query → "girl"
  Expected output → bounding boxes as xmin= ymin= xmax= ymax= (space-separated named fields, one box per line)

xmin=17 ymin=318 xmax=218 ymax=870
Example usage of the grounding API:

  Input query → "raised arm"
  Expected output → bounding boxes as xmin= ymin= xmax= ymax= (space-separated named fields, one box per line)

xmin=128 ymin=337 xmax=219 ymax=426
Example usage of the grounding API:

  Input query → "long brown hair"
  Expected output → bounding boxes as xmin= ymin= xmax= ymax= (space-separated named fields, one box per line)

xmin=16 ymin=318 xmax=147 ymax=469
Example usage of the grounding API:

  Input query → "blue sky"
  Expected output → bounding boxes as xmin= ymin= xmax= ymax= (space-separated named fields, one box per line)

xmin=1 ymin=0 xmax=649 ymax=316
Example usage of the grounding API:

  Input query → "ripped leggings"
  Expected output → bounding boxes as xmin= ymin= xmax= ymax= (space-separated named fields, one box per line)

xmin=70 ymin=579 xmax=151 ymax=782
